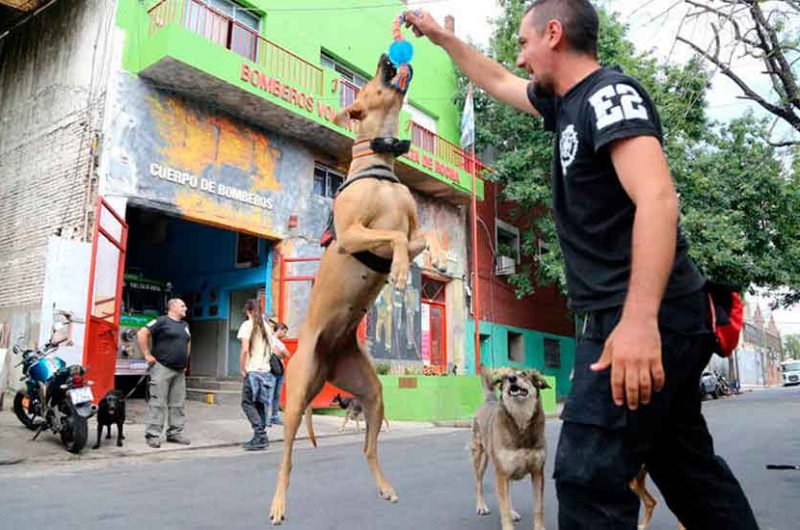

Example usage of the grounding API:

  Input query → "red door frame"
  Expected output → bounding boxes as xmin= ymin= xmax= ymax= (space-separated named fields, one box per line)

xmin=276 ymin=253 xmax=364 ymax=408
xmin=83 ymin=198 xmax=128 ymax=401
xmin=421 ymin=276 xmax=447 ymax=372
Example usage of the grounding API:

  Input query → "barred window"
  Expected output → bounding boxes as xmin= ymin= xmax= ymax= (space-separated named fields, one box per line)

xmin=544 ymin=338 xmax=561 ymax=368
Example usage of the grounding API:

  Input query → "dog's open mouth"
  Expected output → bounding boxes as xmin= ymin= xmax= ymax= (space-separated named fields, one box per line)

xmin=507 ymin=384 xmax=529 ymax=398
xmin=380 ymin=55 xmax=398 ymax=86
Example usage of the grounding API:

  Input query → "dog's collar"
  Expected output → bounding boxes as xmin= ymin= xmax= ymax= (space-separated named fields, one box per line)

xmin=352 ymin=138 xmax=411 ymax=159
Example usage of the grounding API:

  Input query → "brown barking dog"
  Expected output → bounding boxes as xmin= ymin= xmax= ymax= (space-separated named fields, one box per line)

xmin=269 ymin=54 xmax=435 ymax=525
xmin=472 ymin=368 xmax=550 ymax=530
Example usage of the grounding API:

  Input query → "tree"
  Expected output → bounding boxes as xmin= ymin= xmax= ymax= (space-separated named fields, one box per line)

xmin=783 ymin=334 xmax=800 ymax=359
xmin=463 ymin=0 xmax=800 ymax=307
xmin=672 ymin=0 xmax=800 ymax=146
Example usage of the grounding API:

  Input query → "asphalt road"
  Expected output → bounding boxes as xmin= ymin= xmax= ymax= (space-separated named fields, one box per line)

xmin=0 ymin=386 xmax=797 ymax=530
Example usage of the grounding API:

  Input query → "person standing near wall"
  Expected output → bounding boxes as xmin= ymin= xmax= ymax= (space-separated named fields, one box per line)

xmin=238 ymin=299 xmax=274 ymax=451
xmin=268 ymin=322 xmax=290 ymax=427
xmin=138 ymin=298 xmax=192 ymax=448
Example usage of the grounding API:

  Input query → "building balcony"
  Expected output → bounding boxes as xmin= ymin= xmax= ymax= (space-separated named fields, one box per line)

xmin=137 ymin=0 xmax=485 ymax=203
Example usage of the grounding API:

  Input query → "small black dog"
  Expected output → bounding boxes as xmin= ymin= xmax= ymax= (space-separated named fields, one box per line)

xmin=93 ymin=389 xmax=126 ymax=449
xmin=332 ymin=393 xmax=388 ymax=433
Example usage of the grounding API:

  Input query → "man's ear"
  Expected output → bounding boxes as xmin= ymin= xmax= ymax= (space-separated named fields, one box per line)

xmin=333 ymin=102 xmax=365 ymax=127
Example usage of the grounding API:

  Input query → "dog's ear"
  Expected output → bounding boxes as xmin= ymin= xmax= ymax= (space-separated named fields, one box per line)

xmin=528 ymin=371 xmax=551 ymax=390
xmin=333 ymin=102 xmax=365 ymax=127
xmin=491 ymin=376 xmax=504 ymax=391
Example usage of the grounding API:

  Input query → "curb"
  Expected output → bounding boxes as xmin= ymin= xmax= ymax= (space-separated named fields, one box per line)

xmin=0 ymin=455 xmax=26 ymax=467
xmin=0 ymin=428 xmax=371 ymax=468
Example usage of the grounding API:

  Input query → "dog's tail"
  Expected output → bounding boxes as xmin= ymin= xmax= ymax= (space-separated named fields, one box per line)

xmin=305 ymin=406 xmax=318 ymax=448
xmin=480 ymin=367 xmax=498 ymax=402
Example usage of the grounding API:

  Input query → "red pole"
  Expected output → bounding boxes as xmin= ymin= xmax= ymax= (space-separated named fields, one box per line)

xmin=470 ymin=145 xmax=481 ymax=374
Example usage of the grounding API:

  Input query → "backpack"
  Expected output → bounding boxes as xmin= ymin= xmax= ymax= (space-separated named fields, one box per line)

xmin=705 ymin=281 xmax=744 ymax=358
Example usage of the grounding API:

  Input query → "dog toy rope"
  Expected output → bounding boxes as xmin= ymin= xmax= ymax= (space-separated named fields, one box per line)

xmin=388 ymin=12 xmax=419 ymax=66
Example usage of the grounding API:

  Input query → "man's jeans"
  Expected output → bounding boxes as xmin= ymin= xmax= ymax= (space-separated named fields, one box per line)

xmin=555 ymin=290 xmax=758 ymax=529
xmin=145 ymin=362 xmax=186 ymax=439
xmin=242 ymin=371 xmax=275 ymax=436
xmin=270 ymin=374 xmax=284 ymax=423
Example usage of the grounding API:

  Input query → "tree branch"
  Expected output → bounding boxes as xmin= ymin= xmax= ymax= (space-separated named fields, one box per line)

xmin=677 ymin=35 xmax=800 ymax=131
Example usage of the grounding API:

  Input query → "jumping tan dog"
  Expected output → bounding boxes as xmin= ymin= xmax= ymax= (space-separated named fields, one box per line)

xmin=472 ymin=368 xmax=550 ymax=530
xmin=268 ymin=54 xmax=429 ymax=525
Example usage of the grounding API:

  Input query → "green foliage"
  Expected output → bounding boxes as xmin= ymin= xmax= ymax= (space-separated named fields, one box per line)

xmin=462 ymin=0 xmax=800 ymax=307
xmin=783 ymin=334 xmax=800 ymax=360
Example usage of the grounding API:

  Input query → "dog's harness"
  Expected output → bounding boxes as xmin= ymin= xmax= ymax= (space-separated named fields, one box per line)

xmin=320 ymin=162 xmax=402 ymax=275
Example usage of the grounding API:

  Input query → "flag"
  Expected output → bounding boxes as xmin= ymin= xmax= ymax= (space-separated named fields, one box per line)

xmin=460 ymin=84 xmax=475 ymax=150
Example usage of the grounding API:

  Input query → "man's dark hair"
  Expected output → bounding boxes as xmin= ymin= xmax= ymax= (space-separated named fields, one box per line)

xmin=526 ymin=0 xmax=599 ymax=57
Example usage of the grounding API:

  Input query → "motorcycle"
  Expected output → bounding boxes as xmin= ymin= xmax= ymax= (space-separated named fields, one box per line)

xmin=699 ymin=370 xmax=721 ymax=399
xmin=12 ymin=311 xmax=97 ymax=454
xmin=699 ymin=369 xmax=733 ymax=400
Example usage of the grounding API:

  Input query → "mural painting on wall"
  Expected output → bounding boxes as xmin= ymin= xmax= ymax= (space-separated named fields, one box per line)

xmin=107 ymin=77 xmax=289 ymax=237
xmin=413 ymin=192 xmax=466 ymax=277
xmin=366 ymin=265 xmax=422 ymax=361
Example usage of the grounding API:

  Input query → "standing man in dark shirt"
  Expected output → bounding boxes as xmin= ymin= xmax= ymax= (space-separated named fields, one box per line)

xmin=406 ymin=2 xmax=757 ymax=528
xmin=138 ymin=298 xmax=192 ymax=448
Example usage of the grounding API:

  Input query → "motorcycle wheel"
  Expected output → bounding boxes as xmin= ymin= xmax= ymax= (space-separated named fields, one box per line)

xmin=13 ymin=391 xmax=39 ymax=431
xmin=60 ymin=414 xmax=88 ymax=454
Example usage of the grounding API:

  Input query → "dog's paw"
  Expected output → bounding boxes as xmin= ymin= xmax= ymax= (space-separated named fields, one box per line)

xmin=378 ymin=486 xmax=399 ymax=503
xmin=511 ymin=509 xmax=521 ymax=522
xmin=269 ymin=502 xmax=286 ymax=526
xmin=476 ymin=504 xmax=491 ymax=516
xmin=390 ymin=258 xmax=409 ymax=291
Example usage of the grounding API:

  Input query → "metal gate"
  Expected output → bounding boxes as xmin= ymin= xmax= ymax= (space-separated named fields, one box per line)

xmin=83 ymin=198 xmax=128 ymax=401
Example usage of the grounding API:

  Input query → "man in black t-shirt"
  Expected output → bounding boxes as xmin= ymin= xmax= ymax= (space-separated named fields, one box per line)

xmin=407 ymin=2 xmax=757 ymax=528
xmin=138 ymin=298 xmax=191 ymax=448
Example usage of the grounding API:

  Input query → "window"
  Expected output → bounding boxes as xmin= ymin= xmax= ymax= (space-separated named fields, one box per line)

xmin=236 ymin=233 xmax=259 ymax=268
xmin=313 ymin=163 xmax=344 ymax=199
xmin=421 ymin=277 xmax=446 ymax=302
xmin=321 ymin=53 xmax=368 ymax=108
xmin=496 ymin=219 xmax=520 ymax=264
xmin=508 ymin=331 xmax=525 ymax=363
xmin=544 ymin=338 xmax=561 ymax=368
xmin=184 ymin=0 xmax=261 ymax=61
xmin=405 ymin=103 xmax=437 ymax=133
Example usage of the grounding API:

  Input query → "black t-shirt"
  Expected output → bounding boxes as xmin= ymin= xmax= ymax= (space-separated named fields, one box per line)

xmin=146 ymin=316 xmax=191 ymax=370
xmin=527 ymin=67 xmax=705 ymax=312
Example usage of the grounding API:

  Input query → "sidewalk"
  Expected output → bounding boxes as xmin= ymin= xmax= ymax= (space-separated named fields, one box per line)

xmin=0 ymin=397 xmax=438 ymax=467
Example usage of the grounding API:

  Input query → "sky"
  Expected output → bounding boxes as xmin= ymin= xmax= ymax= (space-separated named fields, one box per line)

xmin=408 ymin=0 xmax=799 ymax=336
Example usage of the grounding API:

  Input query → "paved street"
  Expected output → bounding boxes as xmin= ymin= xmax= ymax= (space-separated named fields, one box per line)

xmin=0 ymin=386 xmax=798 ymax=530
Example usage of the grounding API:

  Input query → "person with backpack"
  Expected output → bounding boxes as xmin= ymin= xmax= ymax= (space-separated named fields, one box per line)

xmin=238 ymin=299 xmax=274 ymax=451
xmin=267 ymin=321 xmax=290 ymax=427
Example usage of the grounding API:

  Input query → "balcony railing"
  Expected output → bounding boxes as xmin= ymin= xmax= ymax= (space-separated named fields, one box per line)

xmin=147 ymin=0 xmax=323 ymax=96
xmin=409 ymin=122 xmax=490 ymax=177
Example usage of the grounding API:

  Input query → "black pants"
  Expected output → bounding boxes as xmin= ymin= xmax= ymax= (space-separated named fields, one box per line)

xmin=555 ymin=290 xmax=758 ymax=529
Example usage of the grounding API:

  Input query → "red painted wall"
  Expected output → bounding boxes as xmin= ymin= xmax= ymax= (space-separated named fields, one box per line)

xmin=473 ymin=181 xmax=574 ymax=337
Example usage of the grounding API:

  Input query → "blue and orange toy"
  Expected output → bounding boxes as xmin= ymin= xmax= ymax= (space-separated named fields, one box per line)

xmin=386 ymin=12 xmax=419 ymax=94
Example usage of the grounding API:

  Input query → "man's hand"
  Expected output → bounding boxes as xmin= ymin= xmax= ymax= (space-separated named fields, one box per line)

xmin=241 ymin=369 xmax=247 ymax=379
xmin=404 ymin=10 xmax=449 ymax=45
xmin=590 ymin=315 xmax=665 ymax=410
xmin=144 ymin=352 xmax=156 ymax=366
